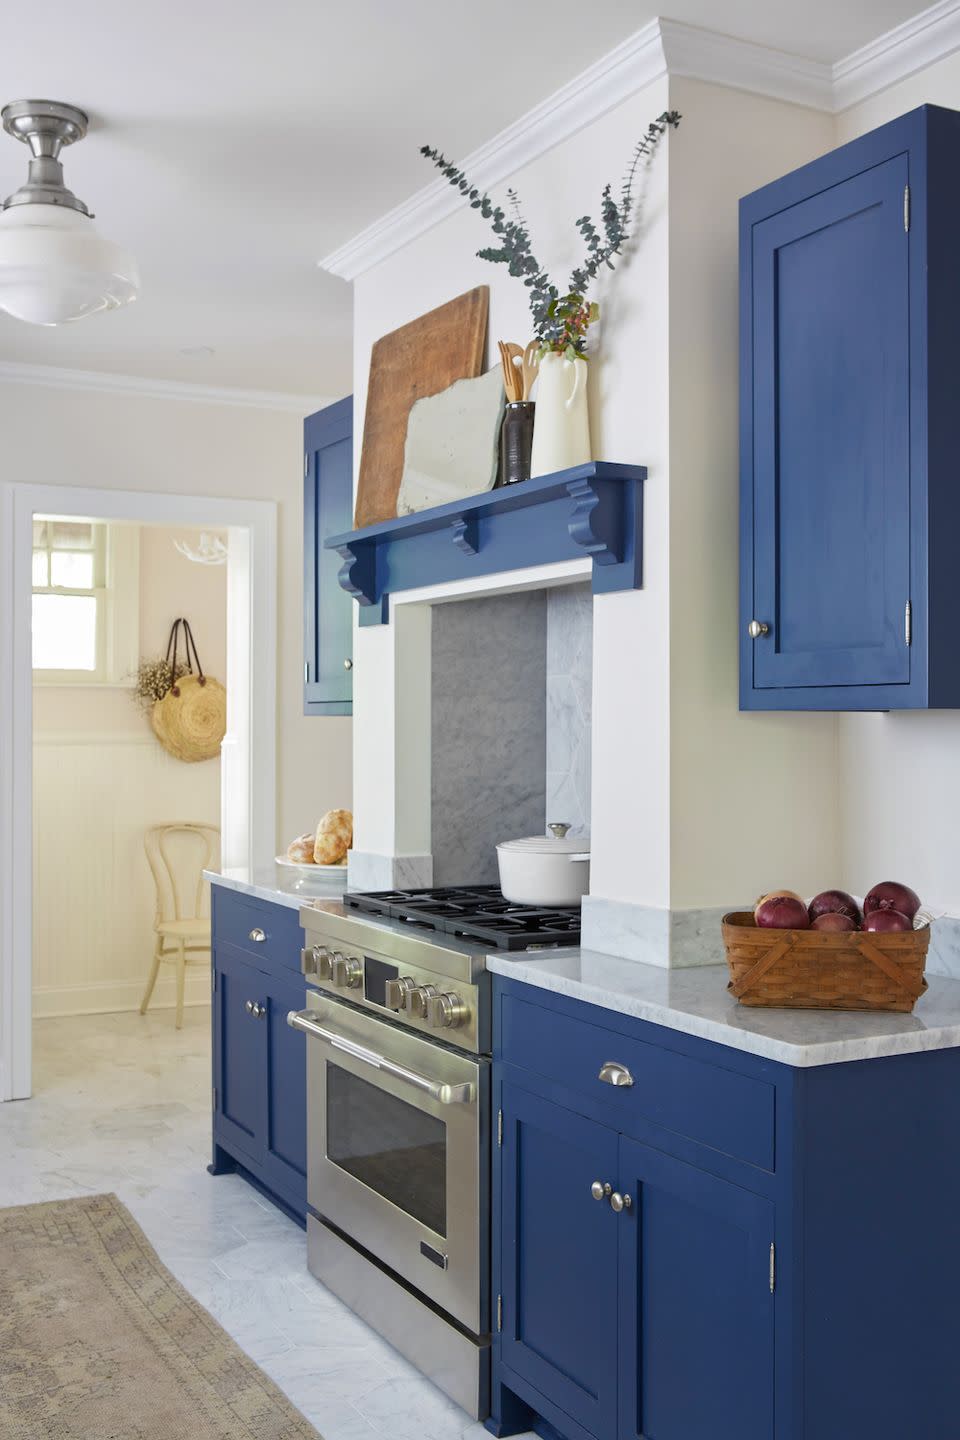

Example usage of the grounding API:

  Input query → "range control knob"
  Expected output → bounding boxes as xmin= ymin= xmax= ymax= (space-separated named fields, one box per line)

xmin=331 ymin=953 xmax=362 ymax=988
xmin=409 ymin=984 xmax=438 ymax=1018
xmin=384 ymin=976 xmax=415 ymax=1011
xmin=425 ymin=991 xmax=468 ymax=1029
xmin=310 ymin=944 xmax=333 ymax=980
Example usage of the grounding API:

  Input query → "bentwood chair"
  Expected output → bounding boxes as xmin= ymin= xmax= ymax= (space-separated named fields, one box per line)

xmin=141 ymin=823 xmax=220 ymax=1028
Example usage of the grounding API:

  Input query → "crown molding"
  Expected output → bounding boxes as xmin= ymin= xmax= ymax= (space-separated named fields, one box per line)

xmin=318 ymin=3 xmax=960 ymax=284
xmin=659 ymin=19 xmax=833 ymax=110
xmin=318 ymin=18 xmax=670 ymax=281
xmin=0 ymin=361 xmax=324 ymax=413
xmin=833 ymin=0 xmax=960 ymax=111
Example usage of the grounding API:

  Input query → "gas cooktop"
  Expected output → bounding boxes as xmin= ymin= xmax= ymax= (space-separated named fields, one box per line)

xmin=344 ymin=885 xmax=581 ymax=951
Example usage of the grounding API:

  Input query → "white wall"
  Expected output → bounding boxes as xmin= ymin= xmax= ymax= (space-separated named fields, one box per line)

xmin=0 ymin=382 xmax=353 ymax=853
xmin=832 ymin=58 xmax=960 ymax=917
xmin=350 ymin=74 xmax=846 ymax=919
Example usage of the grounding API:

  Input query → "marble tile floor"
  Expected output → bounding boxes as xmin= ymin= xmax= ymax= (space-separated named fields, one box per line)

xmin=0 ymin=1009 xmax=533 ymax=1440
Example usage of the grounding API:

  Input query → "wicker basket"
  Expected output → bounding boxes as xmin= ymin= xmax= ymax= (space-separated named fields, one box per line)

xmin=722 ymin=912 xmax=930 ymax=1012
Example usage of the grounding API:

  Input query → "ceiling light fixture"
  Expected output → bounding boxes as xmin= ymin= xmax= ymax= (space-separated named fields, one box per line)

xmin=0 ymin=99 xmax=138 ymax=325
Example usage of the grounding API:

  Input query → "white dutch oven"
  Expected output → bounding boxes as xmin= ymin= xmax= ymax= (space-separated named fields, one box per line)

xmin=497 ymin=822 xmax=590 ymax=907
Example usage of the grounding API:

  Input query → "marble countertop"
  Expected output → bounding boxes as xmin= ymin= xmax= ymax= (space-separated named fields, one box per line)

xmin=205 ymin=865 xmax=348 ymax=912
xmin=486 ymin=948 xmax=960 ymax=1067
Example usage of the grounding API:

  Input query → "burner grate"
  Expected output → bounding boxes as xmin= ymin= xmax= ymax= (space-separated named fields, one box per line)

xmin=344 ymin=886 xmax=581 ymax=951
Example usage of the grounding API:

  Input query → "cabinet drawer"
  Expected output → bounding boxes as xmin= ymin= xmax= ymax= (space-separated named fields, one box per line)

xmin=500 ymin=993 xmax=775 ymax=1171
xmin=213 ymin=888 xmax=302 ymax=973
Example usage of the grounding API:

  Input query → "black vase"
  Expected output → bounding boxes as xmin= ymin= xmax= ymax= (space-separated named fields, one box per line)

xmin=498 ymin=401 xmax=535 ymax=486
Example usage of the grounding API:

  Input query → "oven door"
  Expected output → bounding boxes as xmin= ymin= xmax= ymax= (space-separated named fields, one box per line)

xmin=288 ymin=991 xmax=488 ymax=1335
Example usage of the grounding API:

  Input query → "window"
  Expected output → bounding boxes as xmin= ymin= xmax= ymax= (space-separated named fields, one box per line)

xmin=32 ymin=518 xmax=139 ymax=685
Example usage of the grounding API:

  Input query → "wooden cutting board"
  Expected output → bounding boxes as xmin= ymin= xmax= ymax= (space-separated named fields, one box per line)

xmin=355 ymin=286 xmax=489 ymax=529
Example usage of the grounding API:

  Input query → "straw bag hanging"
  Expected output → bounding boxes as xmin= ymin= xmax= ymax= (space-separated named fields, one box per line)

xmin=151 ymin=618 xmax=227 ymax=763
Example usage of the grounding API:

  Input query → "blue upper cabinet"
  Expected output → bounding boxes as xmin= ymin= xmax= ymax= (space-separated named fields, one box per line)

xmin=304 ymin=396 xmax=354 ymax=715
xmin=740 ymin=104 xmax=960 ymax=710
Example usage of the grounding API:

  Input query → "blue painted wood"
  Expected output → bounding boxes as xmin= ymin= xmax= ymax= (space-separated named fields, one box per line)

xmin=212 ymin=943 xmax=267 ymax=1167
xmin=741 ymin=103 xmax=960 ymax=710
xmin=499 ymin=1075 xmax=620 ymax=1440
xmin=259 ymin=962 xmax=309 ymax=1218
xmin=213 ymin=886 xmax=303 ymax=975
xmin=324 ymin=462 xmax=646 ymax=626
xmin=211 ymin=888 xmax=308 ymax=1223
xmin=304 ymin=396 xmax=354 ymax=714
xmin=617 ymin=1138 xmax=775 ymax=1440
xmin=492 ymin=974 xmax=960 ymax=1440
xmin=499 ymin=990 xmax=776 ymax=1172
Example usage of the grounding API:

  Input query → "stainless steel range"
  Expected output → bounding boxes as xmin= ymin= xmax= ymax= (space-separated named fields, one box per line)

xmin=287 ymin=887 xmax=581 ymax=1419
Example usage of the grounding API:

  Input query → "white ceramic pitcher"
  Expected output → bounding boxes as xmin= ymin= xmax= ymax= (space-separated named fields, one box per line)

xmin=529 ymin=351 xmax=592 ymax=477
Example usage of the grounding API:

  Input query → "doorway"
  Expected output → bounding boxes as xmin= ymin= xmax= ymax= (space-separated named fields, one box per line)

xmin=0 ymin=483 xmax=277 ymax=1101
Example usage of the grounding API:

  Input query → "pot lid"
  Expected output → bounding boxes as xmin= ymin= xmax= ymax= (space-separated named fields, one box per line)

xmin=498 ymin=822 xmax=591 ymax=855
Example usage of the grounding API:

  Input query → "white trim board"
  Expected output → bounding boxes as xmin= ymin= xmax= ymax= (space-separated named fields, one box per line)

xmin=319 ymin=4 xmax=960 ymax=281
xmin=0 ymin=482 xmax=277 ymax=1102
xmin=33 ymin=976 xmax=211 ymax=1021
xmin=0 ymin=361 xmax=326 ymax=414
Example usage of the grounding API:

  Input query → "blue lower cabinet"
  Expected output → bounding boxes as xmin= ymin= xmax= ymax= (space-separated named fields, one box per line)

xmin=617 ymin=1139 xmax=774 ymax=1440
xmin=499 ymin=1078 xmax=620 ymax=1440
xmin=211 ymin=887 xmax=308 ymax=1225
xmin=491 ymin=976 xmax=960 ymax=1440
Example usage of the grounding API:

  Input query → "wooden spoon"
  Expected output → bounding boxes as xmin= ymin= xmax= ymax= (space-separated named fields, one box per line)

xmin=498 ymin=341 xmax=524 ymax=402
xmin=519 ymin=340 xmax=540 ymax=401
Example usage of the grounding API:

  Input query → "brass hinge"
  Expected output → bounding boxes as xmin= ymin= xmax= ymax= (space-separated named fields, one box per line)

xmin=769 ymin=1242 xmax=776 ymax=1294
xmin=904 ymin=184 xmax=910 ymax=232
xmin=497 ymin=1294 xmax=503 ymax=1332
xmin=905 ymin=600 xmax=912 ymax=647
xmin=497 ymin=1108 xmax=503 ymax=1147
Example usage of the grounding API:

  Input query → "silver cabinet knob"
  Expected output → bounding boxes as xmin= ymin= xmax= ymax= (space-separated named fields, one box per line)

xmin=610 ymin=1192 xmax=632 ymax=1213
xmin=409 ymin=984 xmax=438 ymax=1018
xmin=344 ymin=658 xmax=353 ymax=670
xmin=384 ymin=976 xmax=415 ymax=1010
xmin=248 ymin=927 xmax=266 ymax=943
xmin=590 ymin=1180 xmax=612 ymax=1201
xmin=425 ymin=991 xmax=468 ymax=1029
xmin=747 ymin=620 xmax=770 ymax=639
xmin=598 ymin=1061 xmax=634 ymax=1088
xmin=245 ymin=1000 xmax=265 ymax=1018
xmin=244 ymin=999 xmax=254 ymax=1014
xmin=331 ymin=953 xmax=362 ymax=988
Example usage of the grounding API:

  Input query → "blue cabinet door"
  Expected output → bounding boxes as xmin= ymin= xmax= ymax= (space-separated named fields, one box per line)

xmin=259 ymin=964 xmax=308 ymax=1219
xmin=304 ymin=396 xmax=353 ymax=716
xmin=213 ymin=945 xmax=267 ymax=1166
xmin=499 ymin=1077 xmax=619 ymax=1440
xmin=747 ymin=153 xmax=910 ymax=697
xmin=617 ymin=1137 xmax=775 ymax=1440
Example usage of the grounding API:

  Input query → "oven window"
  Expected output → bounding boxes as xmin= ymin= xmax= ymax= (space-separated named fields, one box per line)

xmin=326 ymin=1064 xmax=447 ymax=1237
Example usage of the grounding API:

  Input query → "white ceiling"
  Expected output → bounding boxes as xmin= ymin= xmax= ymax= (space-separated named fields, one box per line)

xmin=0 ymin=1 xmax=929 ymax=396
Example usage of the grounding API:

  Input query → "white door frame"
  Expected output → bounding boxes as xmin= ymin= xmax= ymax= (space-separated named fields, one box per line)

xmin=0 ymin=483 xmax=277 ymax=1102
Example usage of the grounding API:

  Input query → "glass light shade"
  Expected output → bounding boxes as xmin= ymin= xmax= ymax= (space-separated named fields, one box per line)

xmin=0 ymin=203 xmax=138 ymax=325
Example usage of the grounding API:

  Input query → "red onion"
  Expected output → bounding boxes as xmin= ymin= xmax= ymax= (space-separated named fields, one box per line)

xmin=808 ymin=889 xmax=861 ymax=926
xmin=754 ymin=890 xmax=802 ymax=923
xmin=755 ymin=894 xmax=810 ymax=929
xmin=811 ymin=912 xmax=857 ymax=932
xmin=864 ymin=881 xmax=920 ymax=922
xmin=863 ymin=909 xmax=912 ymax=933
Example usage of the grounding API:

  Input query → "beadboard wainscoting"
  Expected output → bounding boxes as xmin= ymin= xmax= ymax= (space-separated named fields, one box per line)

xmin=32 ymin=731 xmax=220 ymax=1017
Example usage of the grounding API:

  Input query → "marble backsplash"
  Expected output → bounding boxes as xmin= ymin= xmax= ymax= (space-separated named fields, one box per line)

xmin=546 ymin=584 xmax=592 ymax=837
xmin=431 ymin=591 xmax=547 ymax=886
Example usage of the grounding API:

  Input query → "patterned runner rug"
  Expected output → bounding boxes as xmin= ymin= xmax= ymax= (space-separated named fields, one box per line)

xmin=0 ymin=1192 xmax=320 ymax=1439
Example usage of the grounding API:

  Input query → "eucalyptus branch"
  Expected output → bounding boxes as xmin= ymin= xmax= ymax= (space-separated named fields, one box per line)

xmin=420 ymin=109 xmax=680 ymax=357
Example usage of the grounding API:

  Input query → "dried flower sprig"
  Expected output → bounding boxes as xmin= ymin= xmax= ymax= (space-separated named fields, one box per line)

xmin=131 ymin=656 xmax=189 ymax=714
xmin=420 ymin=110 xmax=680 ymax=359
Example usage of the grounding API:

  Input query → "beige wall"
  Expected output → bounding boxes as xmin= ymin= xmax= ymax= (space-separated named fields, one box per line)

xmin=3 ymin=381 xmax=353 ymax=851
xmin=833 ymin=60 xmax=960 ymax=915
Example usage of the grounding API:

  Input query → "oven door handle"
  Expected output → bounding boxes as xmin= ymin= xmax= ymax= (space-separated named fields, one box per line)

xmin=286 ymin=1010 xmax=475 ymax=1105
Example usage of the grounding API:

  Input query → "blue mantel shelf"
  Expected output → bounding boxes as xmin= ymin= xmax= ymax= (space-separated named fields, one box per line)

xmin=325 ymin=461 xmax=646 ymax=625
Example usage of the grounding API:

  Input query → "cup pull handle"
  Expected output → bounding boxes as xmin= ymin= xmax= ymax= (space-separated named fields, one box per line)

xmin=598 ymin=1061 xmax=634 ymax=1088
